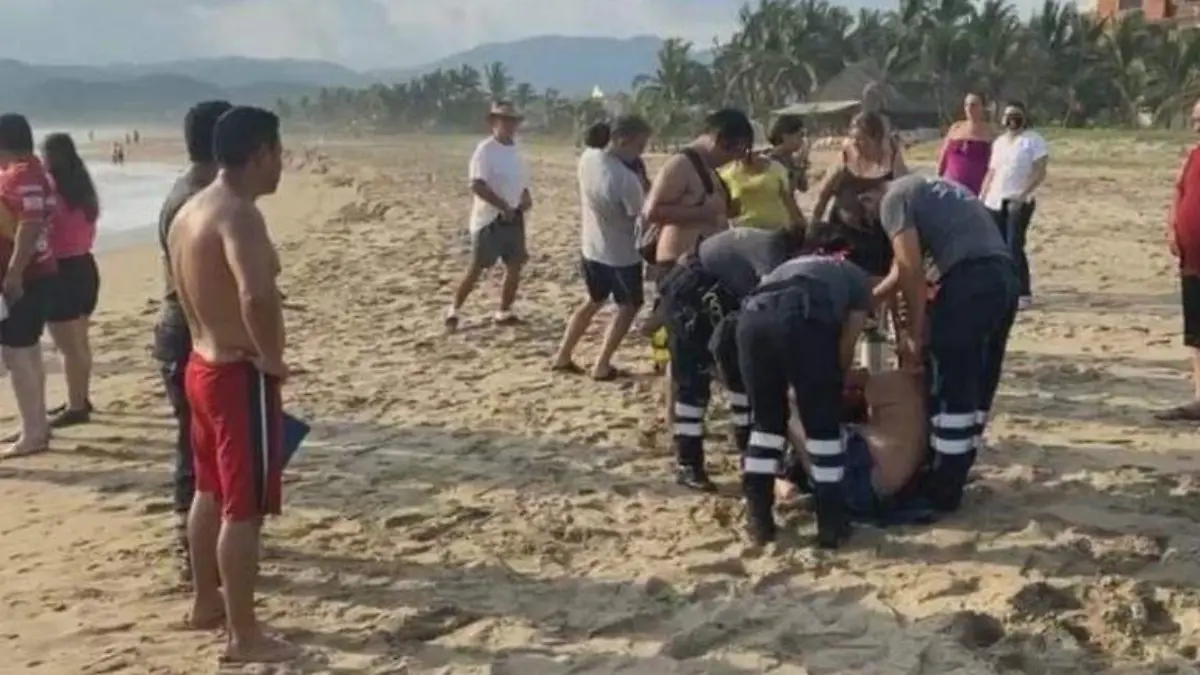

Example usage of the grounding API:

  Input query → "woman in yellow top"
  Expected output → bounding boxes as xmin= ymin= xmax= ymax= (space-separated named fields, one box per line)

xmin=719 ymin=153 xmax=806 ymax=230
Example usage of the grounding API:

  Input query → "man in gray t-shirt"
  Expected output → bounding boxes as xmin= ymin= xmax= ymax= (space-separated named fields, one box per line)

xmin=875 ymin=174 xmax=1018 ymax=513
xmin=552 ymin=116 xmax=652 ymax=381
xmin=698 ymin=228 xmax=793 ymax=299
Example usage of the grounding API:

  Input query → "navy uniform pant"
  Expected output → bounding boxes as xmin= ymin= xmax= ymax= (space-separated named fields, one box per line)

xmin=926 ymin=256 xmax=1019 ymax=506
xmin=659 ymin=258 xmax=750 ymax=471
xmin=737 ymin=285 xmax=844 ymax=499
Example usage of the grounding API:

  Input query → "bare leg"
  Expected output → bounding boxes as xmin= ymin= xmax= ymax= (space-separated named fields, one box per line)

xmin=553 ymin=300 xmax=600 ymax=368
xmin=186 ymin=492 xmax=224 ymax=629
xmin=1 ymin=345 xmax=48 ymax=457
xmin=49 ymin=319 xmax=92 ymax=411
xmin=593 ymin=304 xmax=638 ymax=377
xmin=450 ymin=264 xmax=483 ymax=313
xmin=219 ymin=518 xmax=297 ymax=663
xmin=498 ymin=262 xmax=522 ymax=314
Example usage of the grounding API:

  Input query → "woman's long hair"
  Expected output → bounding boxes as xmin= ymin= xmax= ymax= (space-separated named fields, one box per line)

xmin=42 ymin=133 xmax=99 ymax=222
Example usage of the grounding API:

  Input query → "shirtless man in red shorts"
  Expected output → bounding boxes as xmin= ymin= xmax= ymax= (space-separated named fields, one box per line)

xmin=168 ymin=106 xmax=296 ymax=663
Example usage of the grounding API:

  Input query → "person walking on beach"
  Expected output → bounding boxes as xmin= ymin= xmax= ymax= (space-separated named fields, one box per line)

xmin=1157 ymin=100 xmax=1200 ymax=422
xmin=154 ymin=100 xmax=233 ymax=582
xmin=170 ymin=106 xmax=298 ymax=664
xmin=937 ymin=93 xmax=993 ymax=196
xmin=980 ymin=100 xmax=1048 ymax=310
xmin=445 ymin=101 xmax=532 ymax=332
xmin=42 ymin=133 xmax=101 ymax=428
xmin=552 ymin=116 xmax=651 ymax=380
xmin=0 ymin=114 xmax=58 ymax=458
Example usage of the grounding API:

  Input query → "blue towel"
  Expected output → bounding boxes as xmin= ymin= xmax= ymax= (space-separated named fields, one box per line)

xmin=282 ymin=412 xmax=311 ymax=468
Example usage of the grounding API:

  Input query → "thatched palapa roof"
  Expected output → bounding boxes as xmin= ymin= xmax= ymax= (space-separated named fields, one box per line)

xmin=773 ymin=60 xmax=935 ymax=118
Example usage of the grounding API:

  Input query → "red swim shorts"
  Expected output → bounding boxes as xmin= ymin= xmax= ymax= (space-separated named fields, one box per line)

xmin=184 ymin=352 xmax=283 ymax=521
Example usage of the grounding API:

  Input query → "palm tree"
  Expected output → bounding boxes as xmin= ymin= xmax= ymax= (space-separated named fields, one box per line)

xmin=484 ymin=61 xmax=513 ymax=102
xmin=281 ymin=0 xmax=1200 ymax=133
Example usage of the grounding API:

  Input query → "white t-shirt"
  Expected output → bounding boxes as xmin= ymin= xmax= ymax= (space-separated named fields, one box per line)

xmin=468 ymin=136 xmax=528 ymax=233
xmin=577 ymin=148 xmax=645 ymax=267
xmin=982 ymin=130 xmax=1049 ymax=210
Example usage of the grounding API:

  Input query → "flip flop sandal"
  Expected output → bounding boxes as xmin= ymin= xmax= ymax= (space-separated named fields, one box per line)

xmin=593 ymin=366 xmax=629 ymax=382
xmin=551 ymin=361 xmax=586 ymax=375
xmin=493 ymin=314 xmax=524 ymax=326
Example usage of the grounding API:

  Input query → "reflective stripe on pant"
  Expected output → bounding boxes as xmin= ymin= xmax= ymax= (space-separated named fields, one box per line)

xmin=737 ymin=287 xmax=844 ymax=484
xmin=928 ymin=257 xmax=1019 ymax=465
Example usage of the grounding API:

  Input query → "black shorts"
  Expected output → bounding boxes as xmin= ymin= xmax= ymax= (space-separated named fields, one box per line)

xmin=581 ymin=258 xmax=643 ymax=307
xmin=0 ymin=275 xmax=53 ymax=348
xmin=47 ymin=253 xmax=100 ymax=323
xmin=1183 ymin=275 xmax=1200 ymax=348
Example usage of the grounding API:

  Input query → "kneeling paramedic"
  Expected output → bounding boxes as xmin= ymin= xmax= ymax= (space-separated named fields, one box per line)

xmin=658 ymin=225 xmax=801 ymax=491
xmin=736 ymin=241 xmax=872 ymax=547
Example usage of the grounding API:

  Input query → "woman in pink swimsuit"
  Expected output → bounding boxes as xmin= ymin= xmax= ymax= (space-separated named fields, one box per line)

xmin=937 ymin=93 xmax=994 ymax=196
xmin=42 ymin=133 xmax=100 ymax=427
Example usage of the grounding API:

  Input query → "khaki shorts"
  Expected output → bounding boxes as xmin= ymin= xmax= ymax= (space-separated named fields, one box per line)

xmin=472 ymin=218 xmax=527 ymax=268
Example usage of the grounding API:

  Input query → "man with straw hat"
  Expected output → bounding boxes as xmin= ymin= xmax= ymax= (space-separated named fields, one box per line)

xmin=446 ymin=101 xmax=533 ymax=331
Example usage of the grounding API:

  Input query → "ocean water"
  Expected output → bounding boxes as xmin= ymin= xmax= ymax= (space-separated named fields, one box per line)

xmin=89 ymin=161 xmax=181 ymax=250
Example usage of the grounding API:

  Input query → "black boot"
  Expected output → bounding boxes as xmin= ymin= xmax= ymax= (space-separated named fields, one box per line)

xmin=814 ymin=484 xmax=850 ymax=550
xmin=926 ymin=450 xmax=975 ymax=513
xmin=732 ymin=426 xmax=750 ymax=454
xmin=675 ymin=436 xmax=716 ymax=491
xmin=742 ymin=474 xmax=777 ymax=545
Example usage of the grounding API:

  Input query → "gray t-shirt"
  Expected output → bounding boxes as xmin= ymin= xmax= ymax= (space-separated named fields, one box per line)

xmin=879 ymin=175 xmax=1009 ymax=278
xmin=698 ymin=228 xmax=792 ymax=299
xmin=759 ymin=255 xmax=873 ymax=324
xmin=578 ymin=148 xmax=644 ymax=267
xmin=152 ymin=172 xmax=208 ymax=361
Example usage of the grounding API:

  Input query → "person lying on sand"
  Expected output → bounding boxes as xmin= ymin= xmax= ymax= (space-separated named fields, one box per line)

xmin=778 ymin=367 xmax=931 ymax=525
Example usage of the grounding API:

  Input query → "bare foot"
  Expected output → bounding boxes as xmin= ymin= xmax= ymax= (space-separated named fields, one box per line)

xmin=183 ymin=597 xmax=225 ymax=631
xmin=0 ymin=437 xmax=48 ymax=459
xmin=221 ymin=634 xmax=300 ymax=664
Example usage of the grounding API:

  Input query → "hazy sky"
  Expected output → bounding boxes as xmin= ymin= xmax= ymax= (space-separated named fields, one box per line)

xmin=0 ymin=0 xmax=1049 ymax=70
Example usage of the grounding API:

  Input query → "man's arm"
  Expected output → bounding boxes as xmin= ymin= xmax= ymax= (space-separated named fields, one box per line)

xmin=468 ymin=144 xmax=514 ymax=215
xmin=642 ymin=156 xmax=714 ymax=225
xmin=891 ymin=229 xmax=926 ymax=348
xmin=1170 ymin=151 xmax=1193 ymax=256
xmin=812 ymin=167 xmax=841 ymax=222
xmin=222 ymin=207 xmax=286 ymax=376
xmin=4 ymin=179 xmax=50 ymax=286
xmin=617 ymin=171 xmax=645 ymax=220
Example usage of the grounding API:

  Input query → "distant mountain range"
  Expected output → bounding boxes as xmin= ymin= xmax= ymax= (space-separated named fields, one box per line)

xmin=0 ymin=35 xmax=667 ymax=124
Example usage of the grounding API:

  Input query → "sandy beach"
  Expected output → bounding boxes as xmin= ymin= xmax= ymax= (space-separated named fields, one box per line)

xmin=3 ymin=132 xmax=1200 ymax=674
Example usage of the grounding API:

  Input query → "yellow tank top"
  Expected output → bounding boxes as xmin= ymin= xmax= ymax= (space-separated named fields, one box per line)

xmin=719 ymin=160 xmax=791 ymax=230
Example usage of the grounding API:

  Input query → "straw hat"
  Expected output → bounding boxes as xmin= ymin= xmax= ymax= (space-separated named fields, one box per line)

xmin=487 ymin=101 xmax=524 ymax=121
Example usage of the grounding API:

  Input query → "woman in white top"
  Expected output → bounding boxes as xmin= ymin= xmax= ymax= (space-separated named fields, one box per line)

xmin=979 ymin=100 xmax=1049 ymax=309
xmin=551 ymin=116 xmax=653 ymax=380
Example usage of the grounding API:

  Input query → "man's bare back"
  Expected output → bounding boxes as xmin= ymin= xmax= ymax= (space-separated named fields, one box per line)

xmin=169 ymin=182 xmax=282 ymax=368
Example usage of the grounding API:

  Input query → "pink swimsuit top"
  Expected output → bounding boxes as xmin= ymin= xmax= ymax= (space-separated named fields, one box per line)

xmin=939 ymin=138 xmax=991 ymax=196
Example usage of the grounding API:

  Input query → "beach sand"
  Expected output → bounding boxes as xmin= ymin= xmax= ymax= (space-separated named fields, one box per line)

xmin=3 ymin=133 xmax=1200 ymax=674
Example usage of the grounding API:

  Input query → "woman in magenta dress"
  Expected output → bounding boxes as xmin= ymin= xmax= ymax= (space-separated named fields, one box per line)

xmin=937 ymin=93 xmax=994 ymax=196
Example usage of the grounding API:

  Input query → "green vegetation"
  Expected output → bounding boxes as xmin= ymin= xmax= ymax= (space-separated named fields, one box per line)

xmin=282 ymin=0 xmax=1200 ymax=137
